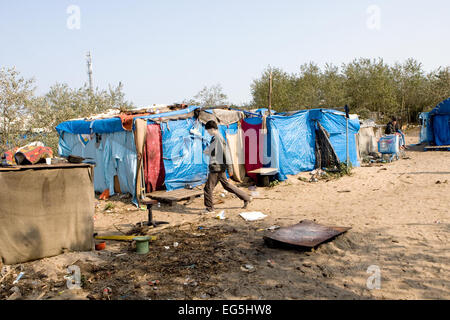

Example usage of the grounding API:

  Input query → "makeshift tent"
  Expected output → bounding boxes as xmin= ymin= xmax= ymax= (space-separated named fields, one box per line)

xmin=357 ymin=119 xmax=384 ymax=158
xmin=267 ymin=109 xmax=360 ymax=181
xmin=57 ymin=130 xmax=137 ymax=202
xmin=56 ymin=106 xmax=206 ymax=204
xmin=428 ymin=98 xmax=450 ymax=146
xmin=160 ymin=118 xmax=209 ymax=191
xmin=419 ymin=112 xmax=433 ymax=144
xmin=56 ymin=106 xmax=361 ymax=204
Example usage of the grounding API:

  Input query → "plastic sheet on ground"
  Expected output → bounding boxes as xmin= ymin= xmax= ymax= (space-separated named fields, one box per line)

xmin=239 ymin=211 xmax=267 ymax=221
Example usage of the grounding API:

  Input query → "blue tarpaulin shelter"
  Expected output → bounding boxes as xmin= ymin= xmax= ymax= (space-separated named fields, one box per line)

xmin=56 ymin=105 xmax=360 ymax=204
xmin=267 ymin=109 xmax=360 ymax=181
xmin=159 ymin=118 xmax=209 ymax=191
xmin=56 ymin=106 xmax=205 ymax=204
xmin=419 ymin=112 xmax=433 ymax=144
xmin=428 ymin=98 xmax=450 ymax=146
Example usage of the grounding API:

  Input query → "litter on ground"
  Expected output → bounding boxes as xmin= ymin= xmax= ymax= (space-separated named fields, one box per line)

xmin=239 ymin=212 xmax=267 ymax=221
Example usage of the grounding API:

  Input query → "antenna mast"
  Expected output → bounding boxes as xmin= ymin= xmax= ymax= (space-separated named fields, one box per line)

xmin=86 ymin=51 xmax=93 ymax=92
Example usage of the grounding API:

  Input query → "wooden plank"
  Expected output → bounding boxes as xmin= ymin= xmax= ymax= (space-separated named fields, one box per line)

xmin=140 ymin=198 xmax=158 ymax=205
xmin=0 ymin=167 xmax=21 ymax=171
xmin=425 ymin=145 xmax=450 ymax=148
xmin=145 ymin=189 xmax=203 ymax=202
xmin=425 ymin=145 xmax=450 ymax=151
xmin=0 ymin=163 xmax=92 ymax=172
xmin=248 ymin=167 xmax=278 ymax=175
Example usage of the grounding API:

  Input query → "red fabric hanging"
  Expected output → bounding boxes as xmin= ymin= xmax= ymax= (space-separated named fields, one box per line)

xmin=143 ymin=124 xmax=165 ymax=192
xmin=241 ymin=119 xmax=263 ymax=181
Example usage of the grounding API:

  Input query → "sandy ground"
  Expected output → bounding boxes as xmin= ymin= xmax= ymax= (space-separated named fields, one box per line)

xmin=1 ymin=130 xmax=449 ymax=300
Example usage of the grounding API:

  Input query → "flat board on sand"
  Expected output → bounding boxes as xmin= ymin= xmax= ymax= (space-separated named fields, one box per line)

xmin=263 ymin=220 xmax=351 ymax=248
xmin=248 ymin=167 xmax=278 ymax=175
xmin=145 ymin=188 xmax=203 ymax=202
xmin=424 ymin=145 xmax=450 ymax=151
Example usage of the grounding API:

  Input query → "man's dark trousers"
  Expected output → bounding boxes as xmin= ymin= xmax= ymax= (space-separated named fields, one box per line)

xmin=204 ymin=170 xmax=250 ymax=210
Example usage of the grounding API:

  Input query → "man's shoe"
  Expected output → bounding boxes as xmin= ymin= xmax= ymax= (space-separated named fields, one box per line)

xmin=242 ymin=197 xmax=252 ymax=209
xmin=201 ymin=208 xmax=215 ymax=215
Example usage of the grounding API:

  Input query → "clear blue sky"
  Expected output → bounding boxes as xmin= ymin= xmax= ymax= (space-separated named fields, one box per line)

xmin=1 ymin=0 xmax=449 ymax=106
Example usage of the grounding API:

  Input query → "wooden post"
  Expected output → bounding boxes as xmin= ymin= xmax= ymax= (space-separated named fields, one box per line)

xmin=268 ymin=69 xmax=273 ymax=114
xmin=344 ymin=105 xmax=350 ymax=173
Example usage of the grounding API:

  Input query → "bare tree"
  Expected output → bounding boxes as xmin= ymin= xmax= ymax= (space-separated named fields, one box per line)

xmin=0 ymin=67 xmax=35 ymax=151
xmin=184 ymin=84 xmax=228 ymax=107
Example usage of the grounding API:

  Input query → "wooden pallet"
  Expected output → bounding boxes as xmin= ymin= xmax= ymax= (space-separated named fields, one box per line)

xmin=145 ymin=188 xmax=203 ymax=205
xmin=424 ymin=145 xmax=450 ymax=151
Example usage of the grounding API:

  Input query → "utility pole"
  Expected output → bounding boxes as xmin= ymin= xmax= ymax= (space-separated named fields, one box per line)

xmin=268 ymin=68 xmax=273 ymax=115
xmin=344 ymin=105 xmax=350 ymax=173
xmin=86 ymin=51 xmax=93 ymax=92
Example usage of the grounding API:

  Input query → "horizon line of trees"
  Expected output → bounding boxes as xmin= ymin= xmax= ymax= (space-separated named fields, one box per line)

xmin=250 ymin=58 xmax=450 ymax=124
xmin=1 ymin=58 xmax=450 ymax=153
xmin=0 ymin=67 xmax=133 ymax=152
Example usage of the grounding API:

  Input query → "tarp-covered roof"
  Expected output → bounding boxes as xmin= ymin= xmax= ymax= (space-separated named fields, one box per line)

xmin=430 ymin=97 xmax=450 ymax=116
xmin=56 ymin=106 xmax=200 ymax=134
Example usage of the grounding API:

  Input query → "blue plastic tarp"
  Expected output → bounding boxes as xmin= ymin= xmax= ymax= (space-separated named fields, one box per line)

xmin=419 ymin=112 xmax=433 ymax=144
xmin=267 ymin=109 xmax=360 ymax=181
xmin=58 ymin=131 xmax=138 ymax=204
xmin=56 ymin=106 xmax=361 ymax=195
xmin=218 ymin=122 xmax=238 ymax=137
xmin=56 ymin=120 xmax=93 ymax=135
xmin=429 ymin=98 xmax=450 ymax=146
xmin=160 ymin=118 xmax=209 ymax=191
xmin=429 ymin=98 xmax=450 ymax=116
xmin=267 ymin=111 xmax=316 ymax=181
xmin=318 ymin=110 xmax=360 ymax=167
xmin=56 ymin=106 xmax=202 ymax=135
xmin=433 ymin=115 xmax=450 ymax=146
xmin=56 ymin=117 xmax=125 ymax=135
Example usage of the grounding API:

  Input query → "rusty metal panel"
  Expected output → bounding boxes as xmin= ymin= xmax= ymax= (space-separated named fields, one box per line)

xmin=263 ymin=220 xmax=351 ymax=248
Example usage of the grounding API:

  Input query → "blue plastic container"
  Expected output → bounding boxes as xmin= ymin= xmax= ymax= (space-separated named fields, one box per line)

xmin=378 ymin=135 xmax=399 ymax=154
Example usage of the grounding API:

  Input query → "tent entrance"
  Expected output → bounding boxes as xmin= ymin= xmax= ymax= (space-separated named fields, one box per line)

xmin=314 ymin=121 xmax=340 ymax=170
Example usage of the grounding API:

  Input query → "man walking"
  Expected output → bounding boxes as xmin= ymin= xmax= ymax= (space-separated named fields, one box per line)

xmin=203 ymin=120 xmax=251 ymax=213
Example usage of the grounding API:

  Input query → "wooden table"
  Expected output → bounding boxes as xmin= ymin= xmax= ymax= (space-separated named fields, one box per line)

xmin=140 ymin=188 xmax=204 ymax=227
xmin=248 ymin=168 xmax=278 ymax=187
xmin=145 ymin=188 xmax=204 ymax=206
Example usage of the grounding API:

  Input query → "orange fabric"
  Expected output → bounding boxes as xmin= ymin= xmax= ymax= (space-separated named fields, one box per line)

xmin=3 ymin=148 xmax=19 ymax=165
xmin=118 ymin=114 xmax=151 ymax=131
xmin=3 ymin=146 xmax=53 ymax=165
xmin=99 ymin=189 xmax=110 ymax=200
xmin=16 ymin=146 xmax=53 ymax=164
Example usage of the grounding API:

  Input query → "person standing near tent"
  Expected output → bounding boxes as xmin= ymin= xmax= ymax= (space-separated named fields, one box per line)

xmin=385 ymin=116 xmax=407 ymax=149
xmin=203 ymin=120 xmax=251 ymax=213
